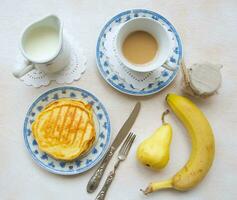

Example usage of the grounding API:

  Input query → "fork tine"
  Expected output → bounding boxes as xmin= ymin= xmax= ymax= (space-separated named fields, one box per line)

xmin=119 ymin=132 xmax=133 ymax=155
xmin=123 ymin=134 xmax=136 ymax=157
xmin=121 ymin=132 xmax=134 ymax=152
xmin=120 ymin=133 xmax=135 ymax=156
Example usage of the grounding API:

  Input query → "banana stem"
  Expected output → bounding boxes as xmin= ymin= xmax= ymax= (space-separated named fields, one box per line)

xmin=162 ymin=109 xmax=169 ymax=124
xmin=140 ymin=179 xmax=173 ymax=195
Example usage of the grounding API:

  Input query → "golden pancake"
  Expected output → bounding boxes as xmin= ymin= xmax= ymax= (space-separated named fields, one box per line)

xmin=43 ymin=98 xmax=92 ymax=111
xmin=32 ymin=99 xmax=96 ymax=161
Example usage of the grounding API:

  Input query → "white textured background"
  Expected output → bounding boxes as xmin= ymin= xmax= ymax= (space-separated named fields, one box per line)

xmin=0 ymin=0 xmax=237 ymax=200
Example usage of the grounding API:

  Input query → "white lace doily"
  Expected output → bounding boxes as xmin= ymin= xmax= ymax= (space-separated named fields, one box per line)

xmin=104 ymin=24 xmax=178 ymax=90
xmin=16 ymin=36 xmax=86 ymax=87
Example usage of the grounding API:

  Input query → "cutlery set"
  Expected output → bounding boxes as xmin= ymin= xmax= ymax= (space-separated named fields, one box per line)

xmin=87 ymin=102 xmax=140 ymax=199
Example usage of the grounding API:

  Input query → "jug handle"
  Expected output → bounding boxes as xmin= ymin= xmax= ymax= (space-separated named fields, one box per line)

xmin=13 ymin=63 xmax=34 ymax=78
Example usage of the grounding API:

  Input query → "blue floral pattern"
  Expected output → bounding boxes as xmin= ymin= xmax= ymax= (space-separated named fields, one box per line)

xmin=23 ymin=87 xmax=111 ymax=175
xmin=96 ymin=9 xmax=183 ymax=96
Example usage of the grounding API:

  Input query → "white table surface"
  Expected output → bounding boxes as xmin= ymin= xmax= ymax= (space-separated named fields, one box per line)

xmin=1 ymin=0 xmax=237 ymax=199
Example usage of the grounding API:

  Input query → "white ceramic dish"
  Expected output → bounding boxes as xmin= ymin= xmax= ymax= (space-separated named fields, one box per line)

xmin=23 ymin=86 xmax=111 ymax=175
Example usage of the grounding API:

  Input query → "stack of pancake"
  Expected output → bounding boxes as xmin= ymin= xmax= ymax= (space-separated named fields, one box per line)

xmin=32 ymin=98 xmax=96 ymax=161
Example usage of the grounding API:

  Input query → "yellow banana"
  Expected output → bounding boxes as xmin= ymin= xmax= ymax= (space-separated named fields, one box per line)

xmin=141 ymin=93 xmax=215 ymax=194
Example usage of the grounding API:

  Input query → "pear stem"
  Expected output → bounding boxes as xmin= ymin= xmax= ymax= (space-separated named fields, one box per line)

xmin=140 ymin=179 xmax=173 ymax=195
xmin=162 ymin=109 xmax=169 ymax=124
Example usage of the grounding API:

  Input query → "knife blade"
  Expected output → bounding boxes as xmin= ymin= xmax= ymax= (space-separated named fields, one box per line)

xmin=110 ymin=102 xmax=140 ymax=149
xmin=87 ymin=102 xmax=141 ymax=193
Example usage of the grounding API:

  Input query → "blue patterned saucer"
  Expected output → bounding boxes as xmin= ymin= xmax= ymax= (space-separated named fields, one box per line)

xmin=96 ymin=9 xmax=183 ymax=96
xmin=23 ymin=86 xmax=111 ymax=175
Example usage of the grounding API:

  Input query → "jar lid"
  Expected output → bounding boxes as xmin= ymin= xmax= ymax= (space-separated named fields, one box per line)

xmin=189 ymin=63 xmax=222 ymax=96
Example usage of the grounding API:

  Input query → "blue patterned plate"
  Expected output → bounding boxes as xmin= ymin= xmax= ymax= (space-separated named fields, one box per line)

xmin=96 ymin=9 xmax=183 ymax=96
xmin=23 ymin=86 xmax=111 ymax=175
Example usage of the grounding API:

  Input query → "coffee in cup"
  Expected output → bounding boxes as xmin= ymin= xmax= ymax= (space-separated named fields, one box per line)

xmin=122 ymin=31 xmax=158 ymax=65
xmin=115 ymin=17 xmax=176 ymax=72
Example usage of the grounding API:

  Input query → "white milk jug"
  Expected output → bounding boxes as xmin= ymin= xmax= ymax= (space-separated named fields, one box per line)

xmin=13 ymin=15 xmax=70 ymax=78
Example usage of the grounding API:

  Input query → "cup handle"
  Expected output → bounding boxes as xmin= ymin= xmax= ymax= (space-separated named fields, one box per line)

xmin=13 ymin=63 xmax=34 ymax=78
xmin=162 ymin=61 xmax=177 ymax=71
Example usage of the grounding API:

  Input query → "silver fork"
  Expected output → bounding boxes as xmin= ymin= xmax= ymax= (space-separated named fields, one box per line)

xmin=95 ymin=132 xmax=136 ymax=200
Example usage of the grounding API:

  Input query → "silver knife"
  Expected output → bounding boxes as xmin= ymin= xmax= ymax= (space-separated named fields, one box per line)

xmin=87 ymin=102 xmax=141 ymax=193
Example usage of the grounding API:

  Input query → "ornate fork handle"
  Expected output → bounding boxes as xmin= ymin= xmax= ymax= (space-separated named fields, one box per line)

xmin=87 ymin=147 xmax=116 ymax=193
xmin=95 ymin=161 xmax=120 ymax=200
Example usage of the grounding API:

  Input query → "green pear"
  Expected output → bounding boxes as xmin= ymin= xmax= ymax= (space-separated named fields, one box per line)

xmin=137 ymin=110 xmax=172 ymax=170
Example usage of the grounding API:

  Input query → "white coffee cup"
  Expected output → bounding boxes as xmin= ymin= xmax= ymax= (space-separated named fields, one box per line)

xmin=115 ymin=17 xmax=175 ymax=72
xmin=13 ymin=15 xmax=70 ymax=78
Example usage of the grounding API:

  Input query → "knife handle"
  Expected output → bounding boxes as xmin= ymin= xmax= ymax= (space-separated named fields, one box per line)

xmin=87 ymin=146 xmax=115 ymax=193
